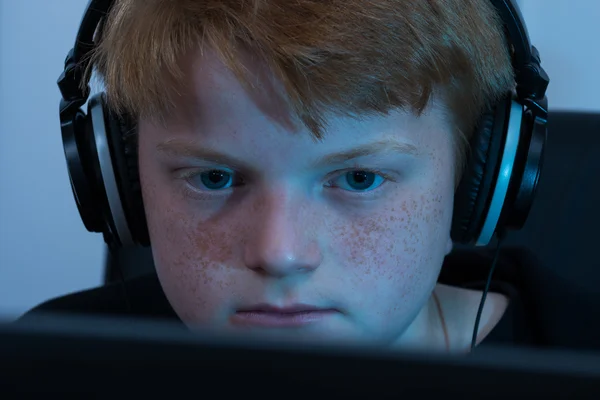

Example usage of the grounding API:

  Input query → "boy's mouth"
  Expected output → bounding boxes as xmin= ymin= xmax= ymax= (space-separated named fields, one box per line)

xmin=231 ymin=304 xmax=339 ymax=328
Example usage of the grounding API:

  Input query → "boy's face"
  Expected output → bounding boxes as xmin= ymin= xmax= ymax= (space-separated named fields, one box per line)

xmin=138 ymin=49 xmax=456 ymax=346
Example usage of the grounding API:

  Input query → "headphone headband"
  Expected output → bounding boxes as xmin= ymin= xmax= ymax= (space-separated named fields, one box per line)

xmin=490 ymin=1 xmax=549 ymax=105
xmin=58 ymin=0 xmax=111 ymax=120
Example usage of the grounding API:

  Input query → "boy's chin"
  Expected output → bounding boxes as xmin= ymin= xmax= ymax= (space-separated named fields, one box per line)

xmin=184 ymin=320 xmax=381 ymax=348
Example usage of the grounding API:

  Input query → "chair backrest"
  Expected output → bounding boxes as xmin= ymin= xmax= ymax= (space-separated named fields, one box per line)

xmin=503 ymin=111 xmax=600 ymax=286
xmin=498 ymin=111 xmax=600 ymax=350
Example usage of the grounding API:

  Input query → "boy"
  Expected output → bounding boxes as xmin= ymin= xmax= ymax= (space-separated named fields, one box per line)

xmin=27 ymin=0 xmax=534 ymax=352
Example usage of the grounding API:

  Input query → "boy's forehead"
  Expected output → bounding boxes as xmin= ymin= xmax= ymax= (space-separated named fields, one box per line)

xmin=182 ymin=46 xmax=299 ymax=131
xmin=168 ymin=47 xmax=451 ymax=152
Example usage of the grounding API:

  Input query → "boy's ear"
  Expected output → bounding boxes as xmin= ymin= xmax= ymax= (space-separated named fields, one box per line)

xmin=446 ymin=237 xmax=454 ymax=255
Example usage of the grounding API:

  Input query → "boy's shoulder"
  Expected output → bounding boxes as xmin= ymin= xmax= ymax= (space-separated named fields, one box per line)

xmin=19 ymin=273 xmax=177 ymax=322
xmin=439 ymin=246 xmax=541 ymax=347
xmin=441 ymin=246 xmax=600 ymax=351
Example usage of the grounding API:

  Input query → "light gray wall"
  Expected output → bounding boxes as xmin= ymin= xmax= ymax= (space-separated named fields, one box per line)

xmin=520 ymin=0 xmax=600 ymax=112
xmin=0 ymin=0 xmax=105 ymax=319
xmin=1 ymin=0 xmax=599 ymax=319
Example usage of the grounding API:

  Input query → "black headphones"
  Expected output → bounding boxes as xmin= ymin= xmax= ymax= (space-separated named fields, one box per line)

xmin=58 ymin=0 xmax=549 ymax=249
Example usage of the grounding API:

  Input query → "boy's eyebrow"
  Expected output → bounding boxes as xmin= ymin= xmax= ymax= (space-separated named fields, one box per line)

xmin=156 ymin=138 xmax=418 ymax=169
xmin=311 ymin=139 xmax=419 ymax=167
xmin=156 ymin=140 xmax=255 ymax=171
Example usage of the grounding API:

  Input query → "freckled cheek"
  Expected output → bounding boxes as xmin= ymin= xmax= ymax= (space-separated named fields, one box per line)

xmin=327 ymin=198 xmax=450 ymax=306
xmin=330 ymin=213 xmax=418 ymax=289
xmin=143 ymin=190 xmax=250 ymax=322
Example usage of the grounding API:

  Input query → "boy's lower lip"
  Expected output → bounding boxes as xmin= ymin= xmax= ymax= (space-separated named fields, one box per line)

xmin=230 ymin=310 xmax=337 ymax=328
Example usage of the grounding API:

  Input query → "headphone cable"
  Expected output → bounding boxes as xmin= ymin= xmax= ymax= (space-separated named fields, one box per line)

xmin=470 ymin=228 xmax=506 ymax=351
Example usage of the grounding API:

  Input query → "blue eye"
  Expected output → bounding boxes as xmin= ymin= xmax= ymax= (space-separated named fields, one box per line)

xmin=332 ymin=170 xmax=386 ymax=192
xmin=196 ymin=169 xmax=234 ymax=190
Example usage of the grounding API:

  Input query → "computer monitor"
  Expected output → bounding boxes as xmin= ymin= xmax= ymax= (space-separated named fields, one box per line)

xmin=2 ymin=313 xmax=600 ymax=398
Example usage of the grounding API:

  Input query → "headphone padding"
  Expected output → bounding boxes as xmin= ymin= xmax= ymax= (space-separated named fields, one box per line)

xmin=103 ymin=96 xmax=150 ymax=246
xmin=451 ymin=96 xmax=511 ymax=245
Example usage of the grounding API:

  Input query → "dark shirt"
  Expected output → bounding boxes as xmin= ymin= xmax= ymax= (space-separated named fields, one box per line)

xmin=439 ymin=247 xmax=538 ymax=347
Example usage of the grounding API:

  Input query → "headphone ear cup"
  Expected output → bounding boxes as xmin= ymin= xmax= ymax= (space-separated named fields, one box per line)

xmin=102 ymin=96 xmax=150 ymax=247
xmin=451 ymin=96 xmax=511 ymax=245
xmin=62 ymin=107 xmax=106 ymax=234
